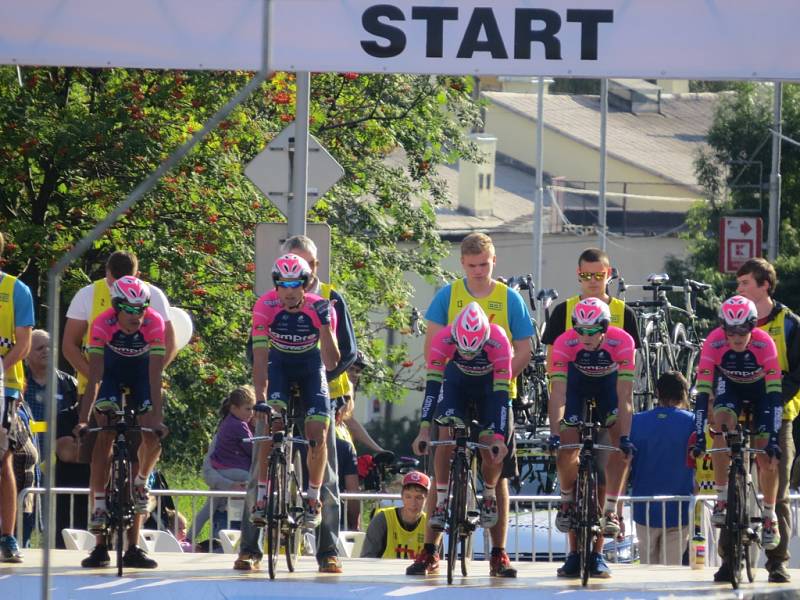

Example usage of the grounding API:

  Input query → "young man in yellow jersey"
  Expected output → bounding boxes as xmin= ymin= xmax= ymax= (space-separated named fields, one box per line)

xmin=409 ymin=232 xmax=533 ymax=578
xmin=0 ymin=232 xmax=34 ymax=563
xmin=728 ymin=258 xmax=799 ymax=584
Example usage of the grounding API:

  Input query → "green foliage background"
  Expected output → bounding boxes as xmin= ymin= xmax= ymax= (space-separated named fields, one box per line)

xmin=0 ymin=68 xmax=483 ymax=467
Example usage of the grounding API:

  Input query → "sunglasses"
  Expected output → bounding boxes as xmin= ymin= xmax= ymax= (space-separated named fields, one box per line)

xmin=723 ymin=324 xmax=754 ymax=336
xmin=275 ymin=279 xmax=303 ymax=289
xmin=574 ymin=326 xmax=604 ymax=336
xmin=116 ymin=302 xmax=147 ymax=315
xmin=578 ymin=271 xmax=608 ymax=282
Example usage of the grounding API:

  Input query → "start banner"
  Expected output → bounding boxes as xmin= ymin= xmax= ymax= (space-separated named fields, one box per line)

xmin=1 ymin=0 xmax=799 ymax=79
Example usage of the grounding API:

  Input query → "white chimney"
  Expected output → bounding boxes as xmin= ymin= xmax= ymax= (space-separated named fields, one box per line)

xmin=458 ymin=134 xmax=497 ymax=217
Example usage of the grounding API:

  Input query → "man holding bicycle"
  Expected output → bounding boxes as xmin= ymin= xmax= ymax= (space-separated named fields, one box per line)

xmin=415 ymin=233 xmax=532 ymax=578
xmin=548 ymin=298 xmax=636 ymax=579
xmin=251 ymin=254 xmax=339 ymax=531
xmin=734 ymin=258 xmax=799 ymax=583
xmin=692 ymin=296 xmax=783 ymax=555
xmin=75 ymin=276 xmax=166 ymax=569
xmin=408 ymin=302 xmax=513 ymax=576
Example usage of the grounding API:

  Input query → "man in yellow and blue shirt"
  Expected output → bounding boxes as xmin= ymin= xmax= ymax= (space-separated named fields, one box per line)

xmin=0 ymin=232 xmax=35 ymax=563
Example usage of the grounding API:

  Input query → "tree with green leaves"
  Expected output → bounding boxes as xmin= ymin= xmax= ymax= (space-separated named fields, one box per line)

xmin=0 ymin=67 xmax=482 ymax=465
xmin=670 ymin=83 xmax=800 ymax=311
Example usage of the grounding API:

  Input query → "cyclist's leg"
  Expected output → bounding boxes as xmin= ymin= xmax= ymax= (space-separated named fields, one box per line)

xmin=301 ymin=363 xmax=331 ymax=526
xmin=130 ymin=359 xmax=161 ymax=485
xmin=710 ymin=378 xmax=740 ymax=489
xmin=90 ymin=375 xmax=120 ymax=509
xmin=599 ymin=374 xmax=625 ymax=539
xmin=430 ymin=367 xmax=466 ymax=530
xmin=557 ymin=368 xmax=582 ymax=496
xmin=477 ymin=376 xmax=503 ymax=519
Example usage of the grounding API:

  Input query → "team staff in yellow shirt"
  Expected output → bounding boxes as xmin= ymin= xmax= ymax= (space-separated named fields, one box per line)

xmin=729 ymin=258 xmax=800 ymax=584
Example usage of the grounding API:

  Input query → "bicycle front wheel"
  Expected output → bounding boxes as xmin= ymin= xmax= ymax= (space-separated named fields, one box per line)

xmin=266 ymin=456 xmax=285 ymax=580
xmin=576 ymin=466 xmax=595 ymax=587
xmin=725 ymin=467 xmax=746 ymax=589
xmin=446 ymin=457 xmax=466 ymax=585
xmin=285 ymin=446 xmax=303 ymax=572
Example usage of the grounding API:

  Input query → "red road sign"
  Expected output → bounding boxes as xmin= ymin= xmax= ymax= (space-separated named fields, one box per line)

xmin=719 ymin=217 xmax=762 ymax=273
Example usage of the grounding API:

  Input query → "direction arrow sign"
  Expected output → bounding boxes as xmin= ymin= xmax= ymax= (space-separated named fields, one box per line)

xmin=245 ymin=124 xmax=344 ymax=218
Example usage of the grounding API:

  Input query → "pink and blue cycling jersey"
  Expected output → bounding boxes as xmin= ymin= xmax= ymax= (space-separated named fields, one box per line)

xmin=251 ymin=290 xmax=337 ymax=356
xmin=549 ymin=326 xmax=635 ymax=381
xmin=88 ymin=307 xmax=166 ymax=358
xmin=420 ymin=323 xmax=512 ymax=426
xmin=696 ymin=326 xmax=782 ymax=392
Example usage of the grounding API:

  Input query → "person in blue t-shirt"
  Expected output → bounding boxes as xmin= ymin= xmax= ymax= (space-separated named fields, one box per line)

xmin=629 ymin=371 xmax=695 ymax=565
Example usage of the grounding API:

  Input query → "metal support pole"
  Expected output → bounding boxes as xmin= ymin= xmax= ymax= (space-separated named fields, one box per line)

xmin=40 ymin=3 xmax=274 ymax=599
xmin=289 ymin=71 xmax=310 ymax=236
xmin=599 ymin=79 xmax=609 ymax=251
xmin=768 ymin=82 xmax=783 ymax=260
xmin=533 ymin=77 xmax=546 ymax=323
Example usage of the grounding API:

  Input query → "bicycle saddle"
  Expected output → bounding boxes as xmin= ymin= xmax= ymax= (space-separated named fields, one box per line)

xmin=537 ymin=288 xmax=558 ymax=301
xmin=647 ymin=273 xmax=670 ymax=285
xmin=373 ymin=450 xmax=396 ymax=465
xmin=395 ymin=456 xmax=420 ymax=472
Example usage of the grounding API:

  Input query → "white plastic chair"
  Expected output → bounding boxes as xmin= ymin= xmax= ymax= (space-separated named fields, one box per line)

xmin=338 ymin=530 xmax=366 ymax=558
xmin=62 ymin=528 xmax=97 ymax=551
xmin=218 ymin=529 xmax=241 ymax=554
xmin=138 ymin=529 xmax=184 ymax=553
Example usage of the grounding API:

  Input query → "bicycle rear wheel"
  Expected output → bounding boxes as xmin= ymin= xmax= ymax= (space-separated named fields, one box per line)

xmin=725 ymin=469 xmax=745 ymax=589
xmin=266 ymin=456 xmax=285 ymax=580
xmin=285 ymin=446 xmax=303 ymax=572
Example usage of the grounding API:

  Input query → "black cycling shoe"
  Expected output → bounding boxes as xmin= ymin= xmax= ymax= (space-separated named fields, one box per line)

xmin=81 ymin=545 xmax=111 ymax=568
xmin=122 ymin=545 xmax=158 ymax=569
xmin=713 ymin=561 xmax=732 ymax=583
xmin=768 ymin=563 xmax=791 ymax=583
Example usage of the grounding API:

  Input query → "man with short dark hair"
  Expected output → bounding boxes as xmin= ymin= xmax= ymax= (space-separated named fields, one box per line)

xmin=630 ymin=371 xmax=694 ymax=564
xmin=728 ymin=257 xmax=799 ymax=583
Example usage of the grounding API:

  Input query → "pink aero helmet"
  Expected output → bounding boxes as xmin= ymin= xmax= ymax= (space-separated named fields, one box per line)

xmin=271 ymin=253 xmax=312 ymax=287
xmin=571 ymin=297 xmax=611 ymax=330
xmin=719 ymin=295 xmax=757 ymax=328
xmin=451 ymin=302 xmax=491 ymax=354
xmin=111 ymin=276 xmax=150 ymax=307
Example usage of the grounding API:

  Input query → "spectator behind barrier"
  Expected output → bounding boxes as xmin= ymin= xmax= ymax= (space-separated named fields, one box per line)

xmin=361 ymin=471 xmax=429 ymax=559
xmin=189 ymin=386 xmax=255 ymax=546
xmin=630 ymin=371 xmax=694 ymax=565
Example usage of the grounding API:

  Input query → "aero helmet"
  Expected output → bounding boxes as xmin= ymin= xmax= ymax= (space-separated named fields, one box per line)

xmin=719 ymin=295 xmax=757 ymax=328
xmin=271 ymin=253 xmax=312 ymax=287
xmin=111 ymin=276 xmax=150 ymax=307
xmin=571 ymin=297 xmax=611 ymax=330
xmin=451 ymin=302 xmax=491 ymax=354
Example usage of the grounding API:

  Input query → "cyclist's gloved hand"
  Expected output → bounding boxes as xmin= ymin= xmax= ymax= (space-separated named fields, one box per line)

xmin=547 ymin=434 xmax=560 ymax=453
xmin=312 ymin=299 xmax=331 ymax=326
xmin=692 ymin=436 xmax=706 ymax=458
xmin=766 ymin=439 xmax=782 ymax=460
xmin=619 ymin=435 xmax=636 ymax=457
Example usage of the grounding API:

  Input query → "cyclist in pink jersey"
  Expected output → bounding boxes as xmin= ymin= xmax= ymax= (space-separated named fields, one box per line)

xmin=691 ymin=295 xmax=783 ymax=550
xmin=547 ymin=298 xmax=635 ymax=579
xmin=406 ymin=302 xmax=512 ymax=577
xmin=250 ymin=254 xmax=339 ymax=527
xmin=75 ymin=276 xmax=167 ymax=540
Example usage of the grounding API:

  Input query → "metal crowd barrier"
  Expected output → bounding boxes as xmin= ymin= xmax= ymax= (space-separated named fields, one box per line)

xmin=17 ymin=487 xmax=800 ymax=564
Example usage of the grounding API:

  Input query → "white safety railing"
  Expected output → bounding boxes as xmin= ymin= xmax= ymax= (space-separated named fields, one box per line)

xmin=18 ymin=487 xmax=799 ymax=564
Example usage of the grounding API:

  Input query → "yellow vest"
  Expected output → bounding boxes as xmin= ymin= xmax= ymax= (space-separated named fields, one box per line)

xmin=759 ymin=309 xmax=800 ymax=421
xmin=377 ymin=506 xmax=427 ymax=559
xmin=446 ymin=278 xmax=517 ymax=396
xmin=565 ymin=295 xmax=626 ymax=331
xmin=320 ymin=282 xmax=351 ymax=400
xmin=0 ymin=274 xmax=25 ymax=392
xmin=77 ymin=279 xmax=113 ymax=394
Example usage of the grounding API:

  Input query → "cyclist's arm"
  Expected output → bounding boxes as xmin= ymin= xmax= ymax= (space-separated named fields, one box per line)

xmin=615 ymin=379 xmax=634 ymax=437
xmin=420 ymin=329 xmax=452 ymax=428
xmin=62 ymin=318 xmax=90 ymax=378
xmin=319 ymin=324 xmax=340 ymax=372
xmin=251 ymin=298 xmax=275 ymax=404
xmin=252 ymin=347 xmax=268 ymax=404
xmin=547 ymin=332 xmax=572 ymax=434
xmin=549 ymin=379 xmax=566 ymax=435
xmin=79 ymin=352 xmax=104 ymax=423
xmin=148 ymin=352 xmax=165 ymax=420
xmin=693 ymin=330 xmax=720 ymax=437
xmin=360 ymin=511 xmax=388 ymax=558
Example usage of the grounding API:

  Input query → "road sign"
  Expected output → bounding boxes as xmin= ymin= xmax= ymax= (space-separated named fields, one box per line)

xmin=245 ymin=124 xmax=344 ymax=218
xmin=254 ymin=222 xmax=330 ymax=296
xmin=719 ymin=216 xmax=762 ymax=273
